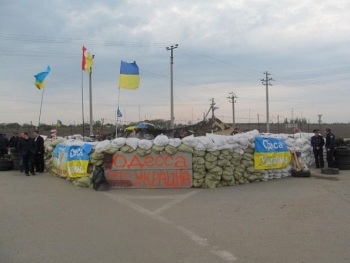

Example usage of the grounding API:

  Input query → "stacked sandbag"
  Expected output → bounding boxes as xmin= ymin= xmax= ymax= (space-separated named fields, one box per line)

xmin=48 ymin=130 xmax=316 ymax=189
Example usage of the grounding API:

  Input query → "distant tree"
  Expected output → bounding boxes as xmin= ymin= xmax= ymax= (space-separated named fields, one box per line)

xmin=5 ymin=123 xmax=21 ymax=129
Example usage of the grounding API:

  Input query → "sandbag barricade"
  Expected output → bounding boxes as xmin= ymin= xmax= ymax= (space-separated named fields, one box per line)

xmin=46 ymin=130 xmax=316 ymax=189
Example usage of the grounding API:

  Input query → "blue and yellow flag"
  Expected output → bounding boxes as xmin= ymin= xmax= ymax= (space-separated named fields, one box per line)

xmin=119 ymin=61 xmax=140 ymax=90
xmin=56 ymin=119 xmax=62 ymax=128
xmin=254 ymin=137 xmax=291 ymax=170
xmin=34 ymin=65 xmax=51 ymax=90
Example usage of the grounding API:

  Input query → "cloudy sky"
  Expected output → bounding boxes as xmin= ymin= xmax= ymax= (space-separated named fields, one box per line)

xmin=1 ymin=0 xmax=349 ymax=128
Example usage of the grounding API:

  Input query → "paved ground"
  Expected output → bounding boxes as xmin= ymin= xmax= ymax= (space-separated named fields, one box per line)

xmin=1 ymin=167 xmax=349 ymax=263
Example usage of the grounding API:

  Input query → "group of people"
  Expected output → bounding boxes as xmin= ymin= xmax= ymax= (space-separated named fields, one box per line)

xmin=311 ymin=128 xmax=336 ymax=168
xmin=6 ymin=130 xmax=45 ymax=176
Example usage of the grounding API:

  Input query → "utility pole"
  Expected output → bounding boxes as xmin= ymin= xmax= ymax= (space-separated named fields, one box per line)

xmin=261 ymin=71 xmax=274 ymax=133
xmin=227 ymin=92 xmax=238 ymax=128
xmin=166 ymin=44 xmax=178 ymax=128
xmin=317 ymin=114 xmax=322 ymax=131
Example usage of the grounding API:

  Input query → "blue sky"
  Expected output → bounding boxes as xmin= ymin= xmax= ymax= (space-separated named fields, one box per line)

xmin=1 ymin=0 xmax=349 ymax=127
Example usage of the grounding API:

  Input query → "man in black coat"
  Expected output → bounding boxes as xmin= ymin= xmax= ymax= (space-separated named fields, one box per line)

xmin=33 ymin=130 xmax=45 ymax=173
xmin=310 ymin=129 xmax=324 ymax=168
xmin=325 ymin=128 xmax=336 ymax=168
xmin=0 ymin=133 xmax=9 ymax=159
xmin=17 ymin=132 xmax=35 ymax=176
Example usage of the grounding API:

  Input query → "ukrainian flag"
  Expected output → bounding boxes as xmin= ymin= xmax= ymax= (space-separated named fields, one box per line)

xmin=34 ymin=66 xmax=51 ymax=90
xmin=119 ymin=61 xmax=140 ymax=90
xmin=254 ymin=137 xmax=291 ymax=170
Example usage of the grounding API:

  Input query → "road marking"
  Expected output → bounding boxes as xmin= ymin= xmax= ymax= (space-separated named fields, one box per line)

xmin=153 ymin=190 xmax=201 ymax=214
xmin=101 ymin=191 xmax=237 ymax=262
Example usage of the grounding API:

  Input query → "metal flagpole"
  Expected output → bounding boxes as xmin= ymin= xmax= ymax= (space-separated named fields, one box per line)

xmin=38 ymin=88 xmax=45 ymax=128
xmin=81 ymin=70 xmax=85 ymax=141
xmin=116 ymin=87 xmax=121 ymax=138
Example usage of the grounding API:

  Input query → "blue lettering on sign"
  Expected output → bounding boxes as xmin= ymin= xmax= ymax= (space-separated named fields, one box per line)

xmin=255 ymin=137 xmax=288 ymax=153
xmin=69 ymin=148 xmax=83 ymax=158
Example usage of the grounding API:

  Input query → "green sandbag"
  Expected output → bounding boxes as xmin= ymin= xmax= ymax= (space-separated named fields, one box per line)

xmin=232 ymin=153 xmax=243 ymax=160
xmin=242 ymin=153 xmax=254 ymax=160
xmin=193 ymin=171 xmax=206 ymax=179
xmin=204 ymin=177 xmax=219 ymax=188
xmin=218 ymin=159 xmax=230 ymax=167
xmin=205 ymin=160 xmax=217 ymax=170
xmin=221 ymin=149 xmax=233 ymax=156
xmin=73 ymin=176 xmax=91 ymax=188
xmin=165 ymin=145 xmax=178 ymax=155
xmin=104 ymin=144 xmax=118 ymax=154
xmin=243 ymin=171 xmax=250 ymax=178
xmin=222 ymin=172 xmax=233 ymax=182
xmin=205 ymin=172 xmax=221 ymax=181
xmin=244 ymin=147 xmax=254 ymax=154
xmin=193 ymin=157 xmax=205 ymax=165
xmin=248 ymin=175 xmax=260 ymax=182
xmin=136 ymin=147 xmax=148 ymax=156
xmin=247 ymin=166 xmax=262 ymax=173
xmin=223 ymin=166 xmax=234 ymax=173
xmin=193 ymin=178 xmax=204 ymax=188
xmin=210 ymin=150 xmax=221 ymax=156
xmin=193 ymin=164 xmax=206 ymax=173
xmin=208 ymin=166 xmax=223 ymax=175
xmin=90 ymin=159 xmax=104 ymax=166
xmin=90 ymin=151 xmax=104 ymax=160
xmin=121 ymin=145 xmax=135 ymax=153
xmin=193 ymin=149 xmax=206 ymax=157
xmin=204 ymin=153 xmax=217 ymax=162
xmin=152 ymin=145 xmax=165 ymax=153
xmin=177 ymin=143 xmax=194 ymax=153
xmin=241 ymin=160 xmax=254 ymax=167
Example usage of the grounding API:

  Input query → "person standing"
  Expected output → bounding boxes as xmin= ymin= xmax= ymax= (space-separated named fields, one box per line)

xmin=325 ymin=128 xmax=336 ymax=168
xmin=33 ymin=130 xmax=45 ymax=173
xmin=311 ymin=129 xmax=324 ymax=168
xmin=0 ymin=133 xmax=9 ymax=158
xmin=17 ymin=132 xmax=35 ymax=176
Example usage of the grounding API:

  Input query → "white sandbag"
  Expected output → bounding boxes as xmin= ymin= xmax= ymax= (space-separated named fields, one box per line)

xmin=194 ymin=142 xmax=207 ymax=151
xmin=206 ymin=133 xmax=226 ymax=147
xmin=126 ymin=137 xmax=140 ymax=150
xmin=138 ymin=139 xmax=153 ymax=150
xmin=197 ymin=136 xmax=215 ymax=149
xmin=181 ymin=134 xmax=198 ymax=147
xmin=153 ymin=134 xmax=169 ymax=146
xmin=168 ymin=138 xmax=182 ymax=148
xmin=112 ymin=137 xmax=126 ymax=148
xmin=95 ymin=140 xmax=111 ymax=153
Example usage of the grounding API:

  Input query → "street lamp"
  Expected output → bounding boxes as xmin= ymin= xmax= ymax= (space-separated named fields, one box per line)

xmin=166 ymin=44 xmax=178 ymax=128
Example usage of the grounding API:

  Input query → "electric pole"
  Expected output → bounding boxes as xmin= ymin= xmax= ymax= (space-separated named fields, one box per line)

xmin=227 ymin=92 xmax=237 ymax=128
xmin=261 ymin=71 xmax=274 ymax=133
xmin=166 ymin=44 xmax=178 ymax=128
xmin=317 ymin=114 xmax=322 ymax=131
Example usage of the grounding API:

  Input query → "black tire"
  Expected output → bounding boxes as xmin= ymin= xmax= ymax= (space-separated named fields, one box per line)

xmin=291 ymin=169 xmax=311 ymax=178
xmin=334 ymin=147 xmax=350 ymax=157
xmin=321 ymin=168 xmax=339 ymax=174
xmin=334 ymin=164 xmax=350 ymax=170
xmin=334 ymin=157 xmax=350 ymax=165
xmin=0 ymin=159 xmax=14 ymax=171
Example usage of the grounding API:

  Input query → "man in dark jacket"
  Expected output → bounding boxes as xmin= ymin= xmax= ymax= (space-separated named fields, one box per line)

xmin=0 ymin=133 xmax=9 ymax=158
xmin=17 ymin=132 xmax=35 ymax=176
xmin=325 ymin=128 xmax=336 ymax=168
xmin=311 ymin=129 xmax=324 ymax=168
xmin=33 ymin=130 xmax=45 ymax=173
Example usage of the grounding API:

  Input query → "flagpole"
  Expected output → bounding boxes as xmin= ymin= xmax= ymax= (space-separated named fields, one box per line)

xmin=81 ymin=70 xmax=85 ymax=141
xmin=38 ymin=87 xmax=45 ymax=128
xmin=116 ymin=87 xmax=121 ymax=138
xmin=89 ymin=56 xmax=94 ymax=137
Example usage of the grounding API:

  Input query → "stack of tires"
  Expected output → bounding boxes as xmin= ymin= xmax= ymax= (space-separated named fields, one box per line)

xmin=334 ymin=146 xmax=350 ymax=170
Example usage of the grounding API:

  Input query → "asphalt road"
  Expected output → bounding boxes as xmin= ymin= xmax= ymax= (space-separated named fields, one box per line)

xmin=1 ymin=167 xmax=349 ymax=263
